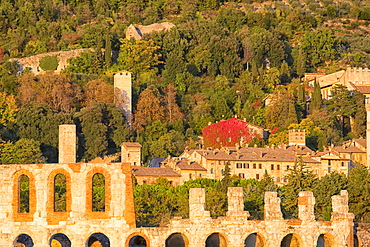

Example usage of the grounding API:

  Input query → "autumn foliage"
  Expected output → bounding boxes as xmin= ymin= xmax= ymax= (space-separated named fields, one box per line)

xmin=202 ymin=118 xmax=257 ymax=149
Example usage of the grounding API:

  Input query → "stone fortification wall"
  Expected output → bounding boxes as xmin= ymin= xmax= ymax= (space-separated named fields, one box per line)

xmin=0 ymin=159 xmax=367 ymax=247
xmin=9 ymin=48 xmax=93 ymax=74
xmin=126 ymin=22 xmax=175 ymax=40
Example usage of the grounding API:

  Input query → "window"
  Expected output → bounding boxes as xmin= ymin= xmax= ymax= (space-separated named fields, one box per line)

xmin=253 ymin=163 xmax=256 ymax=169
xmin=18 ymin=175 xmax=30 ymax=213
xmin=236 ymin=163 xmax=242 ymax=168
xmin=277 ymin=165 xmax=280 ymax=170
xmin=243 ymin=163 xmax=247 ymax=168
xmin=199 ymin=174 xmax=202 ymax=178
xmin=256 ymin=174 xmax=260 ymax=180
xmin=189 ymin=174 xmax=192 ymax=179
xmin=92 ymin=173 xmax=105 ymax=212
xmin=54 ymin=174 xmax=67 ymax=212
xmin=239 ymin=173 xmax=245 ymax=179
xmin=271 ymin=164 xmax=274 ymax=170
xmin=283 ymin=178 xmax=287 ymax=183
xmin=210 ymin=168 xmax=214 ymax=174
xmin=286 ymin=165 xmax=290 ymax=170
xmin=328 ymin=160 xmax=331 ymax=166
xmin=276 ymin=177 xmax=281 ymax=182
xmin=259 ymin=164 xmax=262 ymax=169
xmin=341 ymin=162 xmax=345 ymax=167
xmin=221 ymin=169 xmax=225 ymax=175
xmin=328 ymin=167 xmax=331 ymax=173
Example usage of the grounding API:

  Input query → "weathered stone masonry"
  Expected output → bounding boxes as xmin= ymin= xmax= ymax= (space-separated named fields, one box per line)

xmin=0 ymin=162 xmax=369 ymax=246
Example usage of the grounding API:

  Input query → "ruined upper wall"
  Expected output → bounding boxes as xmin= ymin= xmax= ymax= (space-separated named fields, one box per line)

xmin=126 ymin=22 xmax=175 ymax=40
xmin=9 ymin=48 xmax=93 ymax=75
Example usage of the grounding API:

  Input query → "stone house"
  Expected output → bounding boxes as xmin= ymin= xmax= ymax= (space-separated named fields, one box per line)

xmin=131 ymin=166 xmax=181 ymax=186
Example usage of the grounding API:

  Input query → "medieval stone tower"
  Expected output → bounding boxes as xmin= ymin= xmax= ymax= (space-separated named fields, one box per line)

xmin=114 ymin=70 xmax=132 ymax=125
xmin=58 ymin=124 xmax=76 ymax=163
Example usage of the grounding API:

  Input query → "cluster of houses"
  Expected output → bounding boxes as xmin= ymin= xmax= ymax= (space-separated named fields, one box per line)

xmin=123 ymin=119 xmax=367 ymax=186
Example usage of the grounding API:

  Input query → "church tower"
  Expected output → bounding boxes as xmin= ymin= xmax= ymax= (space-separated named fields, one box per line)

xmin=114 ymin=70 xmax=132 ymax=125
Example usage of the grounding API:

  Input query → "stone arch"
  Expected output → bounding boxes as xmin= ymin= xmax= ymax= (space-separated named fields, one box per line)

xmin=165 ymin=232 xmax=189 ymax=247
xmin=126 ymin=233 xmax=150 ymax=247
xmin=46 ymin=169 xmax=72 ymax=224
xmin=354 ymin=234 xmax=362 ymax=247
xmin=205 ymin=233 xmax=228 ymax=247
xmin=14 ymin=234 xmax=34 ymax=247
xmin=49 ymin=233 xmax=71 ymax=247
xmin=86 ymin=167 xmax=111 ymax=219
xmin=244 ymin=233 xmax=265 ymax=247
xmin=12 ymin=170 xmax=36 ymax=222
xmin=87 ymin=232 xmax=110 ymax=247
xmin=316 ymin=233 xmax=335 ymax=247
xmin=280 ymin=233 xmax=302 ymax=247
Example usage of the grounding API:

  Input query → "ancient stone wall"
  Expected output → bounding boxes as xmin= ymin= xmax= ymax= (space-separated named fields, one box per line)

xmin=1 ymin=160 xmax=367 ymax=247
xmin=9 ymin=48 xmax=93 ymax=74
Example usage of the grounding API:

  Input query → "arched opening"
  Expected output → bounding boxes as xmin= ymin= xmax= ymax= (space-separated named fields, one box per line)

xmin=128 ymin=235 xmax=147 ymax=247
xmin=50 ymin=233 xmax=71 ymax=247
xmin=244 ymin=233 xmax=265 ymax=247
xmin=87 ymin=233 xmax=110 ymax=247
xmin=54 ymin=174 xmax=67 ymax=212
xmin=281 ymin=233 xmax=301 ymax=247
xmin=206 ymin=233 xmax=227 ymax=247
xmin=354 ymin=234 xmax=361 ymax=247
xmin=317 ymin=234 xmax=335 ymax=247
xmin=14 ymin=234 xmax=34 ymax=247
xmin=92 ymin=173 xmax=105 ymax=212
xmin=19 ymin=175 xmax=30 ymax=213
xmin=166 ymin=233 xmax=187 ymax=247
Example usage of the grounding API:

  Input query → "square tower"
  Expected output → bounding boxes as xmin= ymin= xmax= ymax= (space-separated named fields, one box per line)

xmin=121 ymin=142 xmax=142 ymax=166
xmin=289 ymin=129 xmax=306 ymax=146
xmin=114 ymin=70 xmax=132 ymax=125
xmin=59 ymin=125 xmax=76 ymax=163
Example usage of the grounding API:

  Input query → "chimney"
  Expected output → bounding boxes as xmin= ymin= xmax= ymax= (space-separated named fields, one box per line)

xmin=59 ymin=125 xmax=76 ymax=163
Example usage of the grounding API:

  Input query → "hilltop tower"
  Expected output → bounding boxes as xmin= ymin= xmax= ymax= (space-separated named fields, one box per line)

xmin=366 ymin=97 xmax=370 ymax=169
xmin=114 ymin=70 xmax=132 ymax=125
xmin=58 ymin=124 xmax=76 ymax=163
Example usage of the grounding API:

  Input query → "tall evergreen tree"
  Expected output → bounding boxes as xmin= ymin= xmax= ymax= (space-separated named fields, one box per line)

xmin=310 ymin=79 xmax=322 ymax=111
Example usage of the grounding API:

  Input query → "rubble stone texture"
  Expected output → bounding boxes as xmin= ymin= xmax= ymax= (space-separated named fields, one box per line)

xmin=0 ymin=161 xmax=367 ymax=246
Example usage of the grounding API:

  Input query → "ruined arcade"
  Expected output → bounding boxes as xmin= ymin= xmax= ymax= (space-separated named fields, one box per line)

xmin=0 ymin=125 xmax=368 ymax=247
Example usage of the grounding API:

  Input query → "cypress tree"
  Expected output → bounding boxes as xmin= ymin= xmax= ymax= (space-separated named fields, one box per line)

xmin=311 ymin=79 xmax=322 ymax=111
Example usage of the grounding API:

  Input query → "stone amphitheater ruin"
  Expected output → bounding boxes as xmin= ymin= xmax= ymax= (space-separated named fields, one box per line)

xmin=0 ymin=125 xmax=369 ymax=247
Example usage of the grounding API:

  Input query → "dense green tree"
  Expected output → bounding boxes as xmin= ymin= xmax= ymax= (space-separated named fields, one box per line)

xmin=281 ymin=161 xmax=316 ymax=218
xmin=348 ymin=164 xmax=370 ymax=222
xmin=312 ymin=172 xmax=348 ymax=220
xmin=0 ymin=138 xmax=44 ymax=164
xmin=16 ymin=104 xmax=72 ymax=162
xmin=352 ymin=91 xmax=366 ymax=138
xmin=300 ymin=29 xmax=340 ymax=68
xmin=310 ymin=79 xmax=322 ymax=111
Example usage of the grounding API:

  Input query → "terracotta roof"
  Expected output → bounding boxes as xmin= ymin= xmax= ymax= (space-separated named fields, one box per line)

xmin=195 ymin=147 xmax=305 ymax=163
xmin=301 ymin=157 xmax=320 ymax=163
xmin=175 ymin=160 xmax=206 ymax=171
xmin=333 ymin=146 xmax=365 ymax=153
xmin=353 ymin=139 xmax=366 ymax=148
xmin=132 ymin=166 xmax=180 ymax=177
xmin=121 ymin=142 xmax=142 ymax=147
xmin=353 ymin=86 xmax=370 ymax=94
